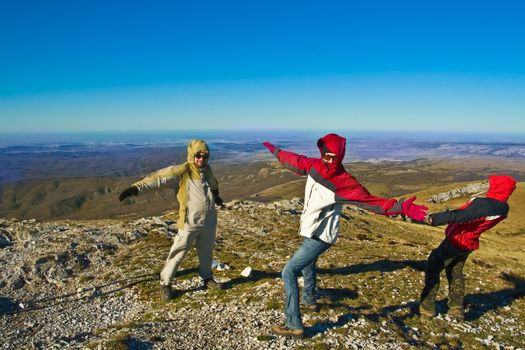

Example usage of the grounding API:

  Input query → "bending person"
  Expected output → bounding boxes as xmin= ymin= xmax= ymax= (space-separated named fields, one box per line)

xmin=420 ymin=175 xmax=516 ymax=321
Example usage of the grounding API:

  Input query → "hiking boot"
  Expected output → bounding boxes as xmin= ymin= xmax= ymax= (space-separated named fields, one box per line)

xmin=204 ymin=278 xmax=225 ymax=290
xmin=271 ymin=325 xmax=304 ymax=339
xmin=303 ymin=303 xmax=319 ymax=312
xmin=418 ymin=306 xmax=436 ymax=320
xmin=448 ymin=307 xmax=464 ymax=321
xmin=160 ymin=285 xmax=175 ymax=301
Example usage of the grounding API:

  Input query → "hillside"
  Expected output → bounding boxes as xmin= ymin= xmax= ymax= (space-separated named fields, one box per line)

xmin=1 ymin=183 xmax=524 ymax=349
xmin=2 ymin=157 xmax=525 ymax=221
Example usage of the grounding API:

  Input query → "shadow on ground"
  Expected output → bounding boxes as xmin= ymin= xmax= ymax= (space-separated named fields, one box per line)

xmin=9 ymin=273 xmax=160 ymax=314
xmin=465 ymin=272 xmax=525 ymax=321
xmin=228 ymin=269 xmax=281 ymax=288
xmin=0 ymin=297 xmax=17 ymax=316
xmin=307 ymin=271 xmax=525 ymax=345
xmin=318 ymin=259 xmax=427 ymax=276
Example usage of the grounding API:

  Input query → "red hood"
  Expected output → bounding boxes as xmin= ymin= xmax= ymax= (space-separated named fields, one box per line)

xmin=317 ymin=133 xmax=346 ymax=161
xmin=316 ymin=133 xmax=346 ymax=177
xmin=486 ymin=175 xmax=516 ymax=202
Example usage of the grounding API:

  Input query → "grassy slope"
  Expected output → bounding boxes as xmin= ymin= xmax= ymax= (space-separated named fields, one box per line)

xmin=2 ymin=157 xmax=525 ymax=221
xmin=99 ymin=181 xmax=525 ymax=348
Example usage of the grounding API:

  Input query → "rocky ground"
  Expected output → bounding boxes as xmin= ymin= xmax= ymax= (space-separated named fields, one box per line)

xmin=1 ymin=199 xmax=524 ymax=349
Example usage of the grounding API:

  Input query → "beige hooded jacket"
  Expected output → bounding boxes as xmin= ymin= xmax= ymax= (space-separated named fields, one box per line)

xmin=132 ymin=140 xmax=219 ymax=230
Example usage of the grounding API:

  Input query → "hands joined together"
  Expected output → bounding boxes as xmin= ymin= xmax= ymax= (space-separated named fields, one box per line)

xmin=401 ymin=196 xmax=429 ymax=222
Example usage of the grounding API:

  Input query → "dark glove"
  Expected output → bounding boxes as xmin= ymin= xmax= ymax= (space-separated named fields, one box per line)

xmin=215 ymin=196 xmax=224 ymax=207
xmin=262 ymin=141 xmax=277 ymax=154
xmin=401 ymin=196 xmax=428 ymax=222
xmin=119 ymin=186 xmax=138 ymax=201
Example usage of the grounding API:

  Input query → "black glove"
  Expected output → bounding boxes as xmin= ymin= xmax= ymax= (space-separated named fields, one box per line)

xmin=214 ymin=196 xmax=224 ymax=207
xmin=119 ymin=186 xmax=138 ymax=201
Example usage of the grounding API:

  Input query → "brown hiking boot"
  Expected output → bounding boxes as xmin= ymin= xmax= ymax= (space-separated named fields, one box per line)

xmin=271 ymin=325 xmax=304 ymax=339
xmin=204 ymin=278 xmax=225 ymax=290
xmin=448 ymin=307 xmax=464 ymax=321
xmin=418 ymin=306 xmax=436 ymax=320
xmin=303 ymin=303 xmax=319 ymax=312
xmin=160 ymin=285 xmax=175 ymax=301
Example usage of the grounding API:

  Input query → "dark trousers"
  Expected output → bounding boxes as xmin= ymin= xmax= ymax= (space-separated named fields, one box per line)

xmin=420 ymin=239 xmax=471 ymax=313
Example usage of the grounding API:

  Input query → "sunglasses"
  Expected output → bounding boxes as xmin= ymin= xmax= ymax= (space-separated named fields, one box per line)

xmin=195 ymin=152 xmax=209 ymax=159
xmin=322 ymin=153 xmax=337 ymax=161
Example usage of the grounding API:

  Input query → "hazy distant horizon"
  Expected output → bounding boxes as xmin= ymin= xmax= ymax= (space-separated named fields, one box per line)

xmin=2 ymin=129 xmax=525 ymax=146
xmin=1 ymin=129 xmax=525 ymax=160
xmin=1 ymin=129 xmax=525 ymax=185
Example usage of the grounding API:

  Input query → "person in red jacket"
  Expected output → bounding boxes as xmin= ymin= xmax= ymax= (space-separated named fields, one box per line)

xmin=263 ymin=133 xmax=428 ymax=338
xmin=419 ymin=175 xmax=517 ymax=321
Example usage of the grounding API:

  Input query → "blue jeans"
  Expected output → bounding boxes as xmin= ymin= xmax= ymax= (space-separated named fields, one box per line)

xmin=282 ymin=237 xmax=331 ymax=329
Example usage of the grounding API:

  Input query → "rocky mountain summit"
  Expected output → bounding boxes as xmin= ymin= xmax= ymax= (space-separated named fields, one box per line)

xmin=427 ymin=182 xmax=490 ymax=203
xmin=1 ymin=198 xmax=524 ymax=349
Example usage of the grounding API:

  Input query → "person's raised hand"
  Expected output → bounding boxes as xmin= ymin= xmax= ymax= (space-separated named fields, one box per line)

xmin=262 ymin=142 xmax=277 ymax=154
xmin=215 ymin=196 xmax=225 ymax=208
xmin=119 ymin=186 xmax=138 ymax=202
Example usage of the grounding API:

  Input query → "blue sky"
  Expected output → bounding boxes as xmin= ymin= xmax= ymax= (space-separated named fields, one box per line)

xmin=1 ymin=0 xmax=524 ymax=133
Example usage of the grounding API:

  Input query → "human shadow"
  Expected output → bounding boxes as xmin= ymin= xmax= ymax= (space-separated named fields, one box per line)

xmin=10 ymin=272 xmax=161 ymax=314
xmin=318 ymin=259 xmax=427 ymax=276
xmin=306 ymin=304 xmax=371 ymax=336
xmin=11 ymin=267 xmax=209 ymax=313
xmin=307 ymin=299 xmax=427 ymax=346
xmin=318 ymin=287 xmax=358 ymax=302
xmin=220 ymin=259 xmax=426 ymax=290
xmin=464 ymin=272 xmax=525 ymax=321
xmin=174 ymin=267 xmax=199 ymax=277
xmin=376 ymin=301 xmax=428 ymax=347
xmin=308 ymin=272 xmax=525 ymax=343
xmin=305 ymin=258 xmax=430 ymax=344
xmin=104 ymin=335 xmax=154 ymax=350
xmin=227 ymin=269 xmax=281 ymax=288
xmin=0 ymin=296 xmax=17 ymax=316
xmin=58 ymin=332 xmax=94 ymax=345
xmin=121 ymin=337 xmax=154 ymax=350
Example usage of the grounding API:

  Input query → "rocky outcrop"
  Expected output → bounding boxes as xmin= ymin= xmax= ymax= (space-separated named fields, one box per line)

xmin=427 ymin=182 xmax=489 ymax=203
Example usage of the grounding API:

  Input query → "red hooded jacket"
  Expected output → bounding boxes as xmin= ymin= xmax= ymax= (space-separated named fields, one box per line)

xmin=430 ymin=175 xmax=516 ymax=251
xmin=264 ymin=134 xmax=409 ymax=244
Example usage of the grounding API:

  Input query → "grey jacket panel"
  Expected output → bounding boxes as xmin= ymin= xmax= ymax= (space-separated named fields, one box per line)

xmin=184 ymin=170 xmax=217 ymax=230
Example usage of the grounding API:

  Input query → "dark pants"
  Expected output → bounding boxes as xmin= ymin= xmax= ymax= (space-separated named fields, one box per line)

xmin=420 ymin=239 xmax=471 ymax=313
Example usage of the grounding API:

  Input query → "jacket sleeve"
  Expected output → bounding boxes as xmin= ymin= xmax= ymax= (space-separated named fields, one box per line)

xmin=132 ymin=163 xmax=186 ymax=192
xmin=207 ymin=167 xmax=220 ymax=197
xmin=429 ymin=198 xmax=509 ymax=226
xmin=334 ymin=174 xmax=399 ymax=215
xmin=272 ymin=148 xmax=317 ymax=176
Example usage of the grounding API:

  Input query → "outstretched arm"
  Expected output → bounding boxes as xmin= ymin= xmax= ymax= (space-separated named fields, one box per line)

xmin=262 ymin=141 xmax=316 ymax=176
xmin=119 ymin=164 xmax=186 ymax=202
xmin=429 ymin=198 xmax=509 ymax=226
xmin=334 ymin=175 xmax=428 ymax=221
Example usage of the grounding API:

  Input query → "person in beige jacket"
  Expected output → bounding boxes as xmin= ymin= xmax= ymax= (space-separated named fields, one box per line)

xmin=119 ymin=139 xmax=225 ymax=300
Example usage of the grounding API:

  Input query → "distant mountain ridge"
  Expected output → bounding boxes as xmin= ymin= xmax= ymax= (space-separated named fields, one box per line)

xmin=2 ymin=131 xmax=525 ymax=185
xmin=1 ymin=158 xmax=525 ymax=223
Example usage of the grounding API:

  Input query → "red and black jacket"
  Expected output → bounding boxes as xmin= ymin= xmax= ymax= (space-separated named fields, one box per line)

xmin=430 ymin=175 xmax=516 ymax=251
